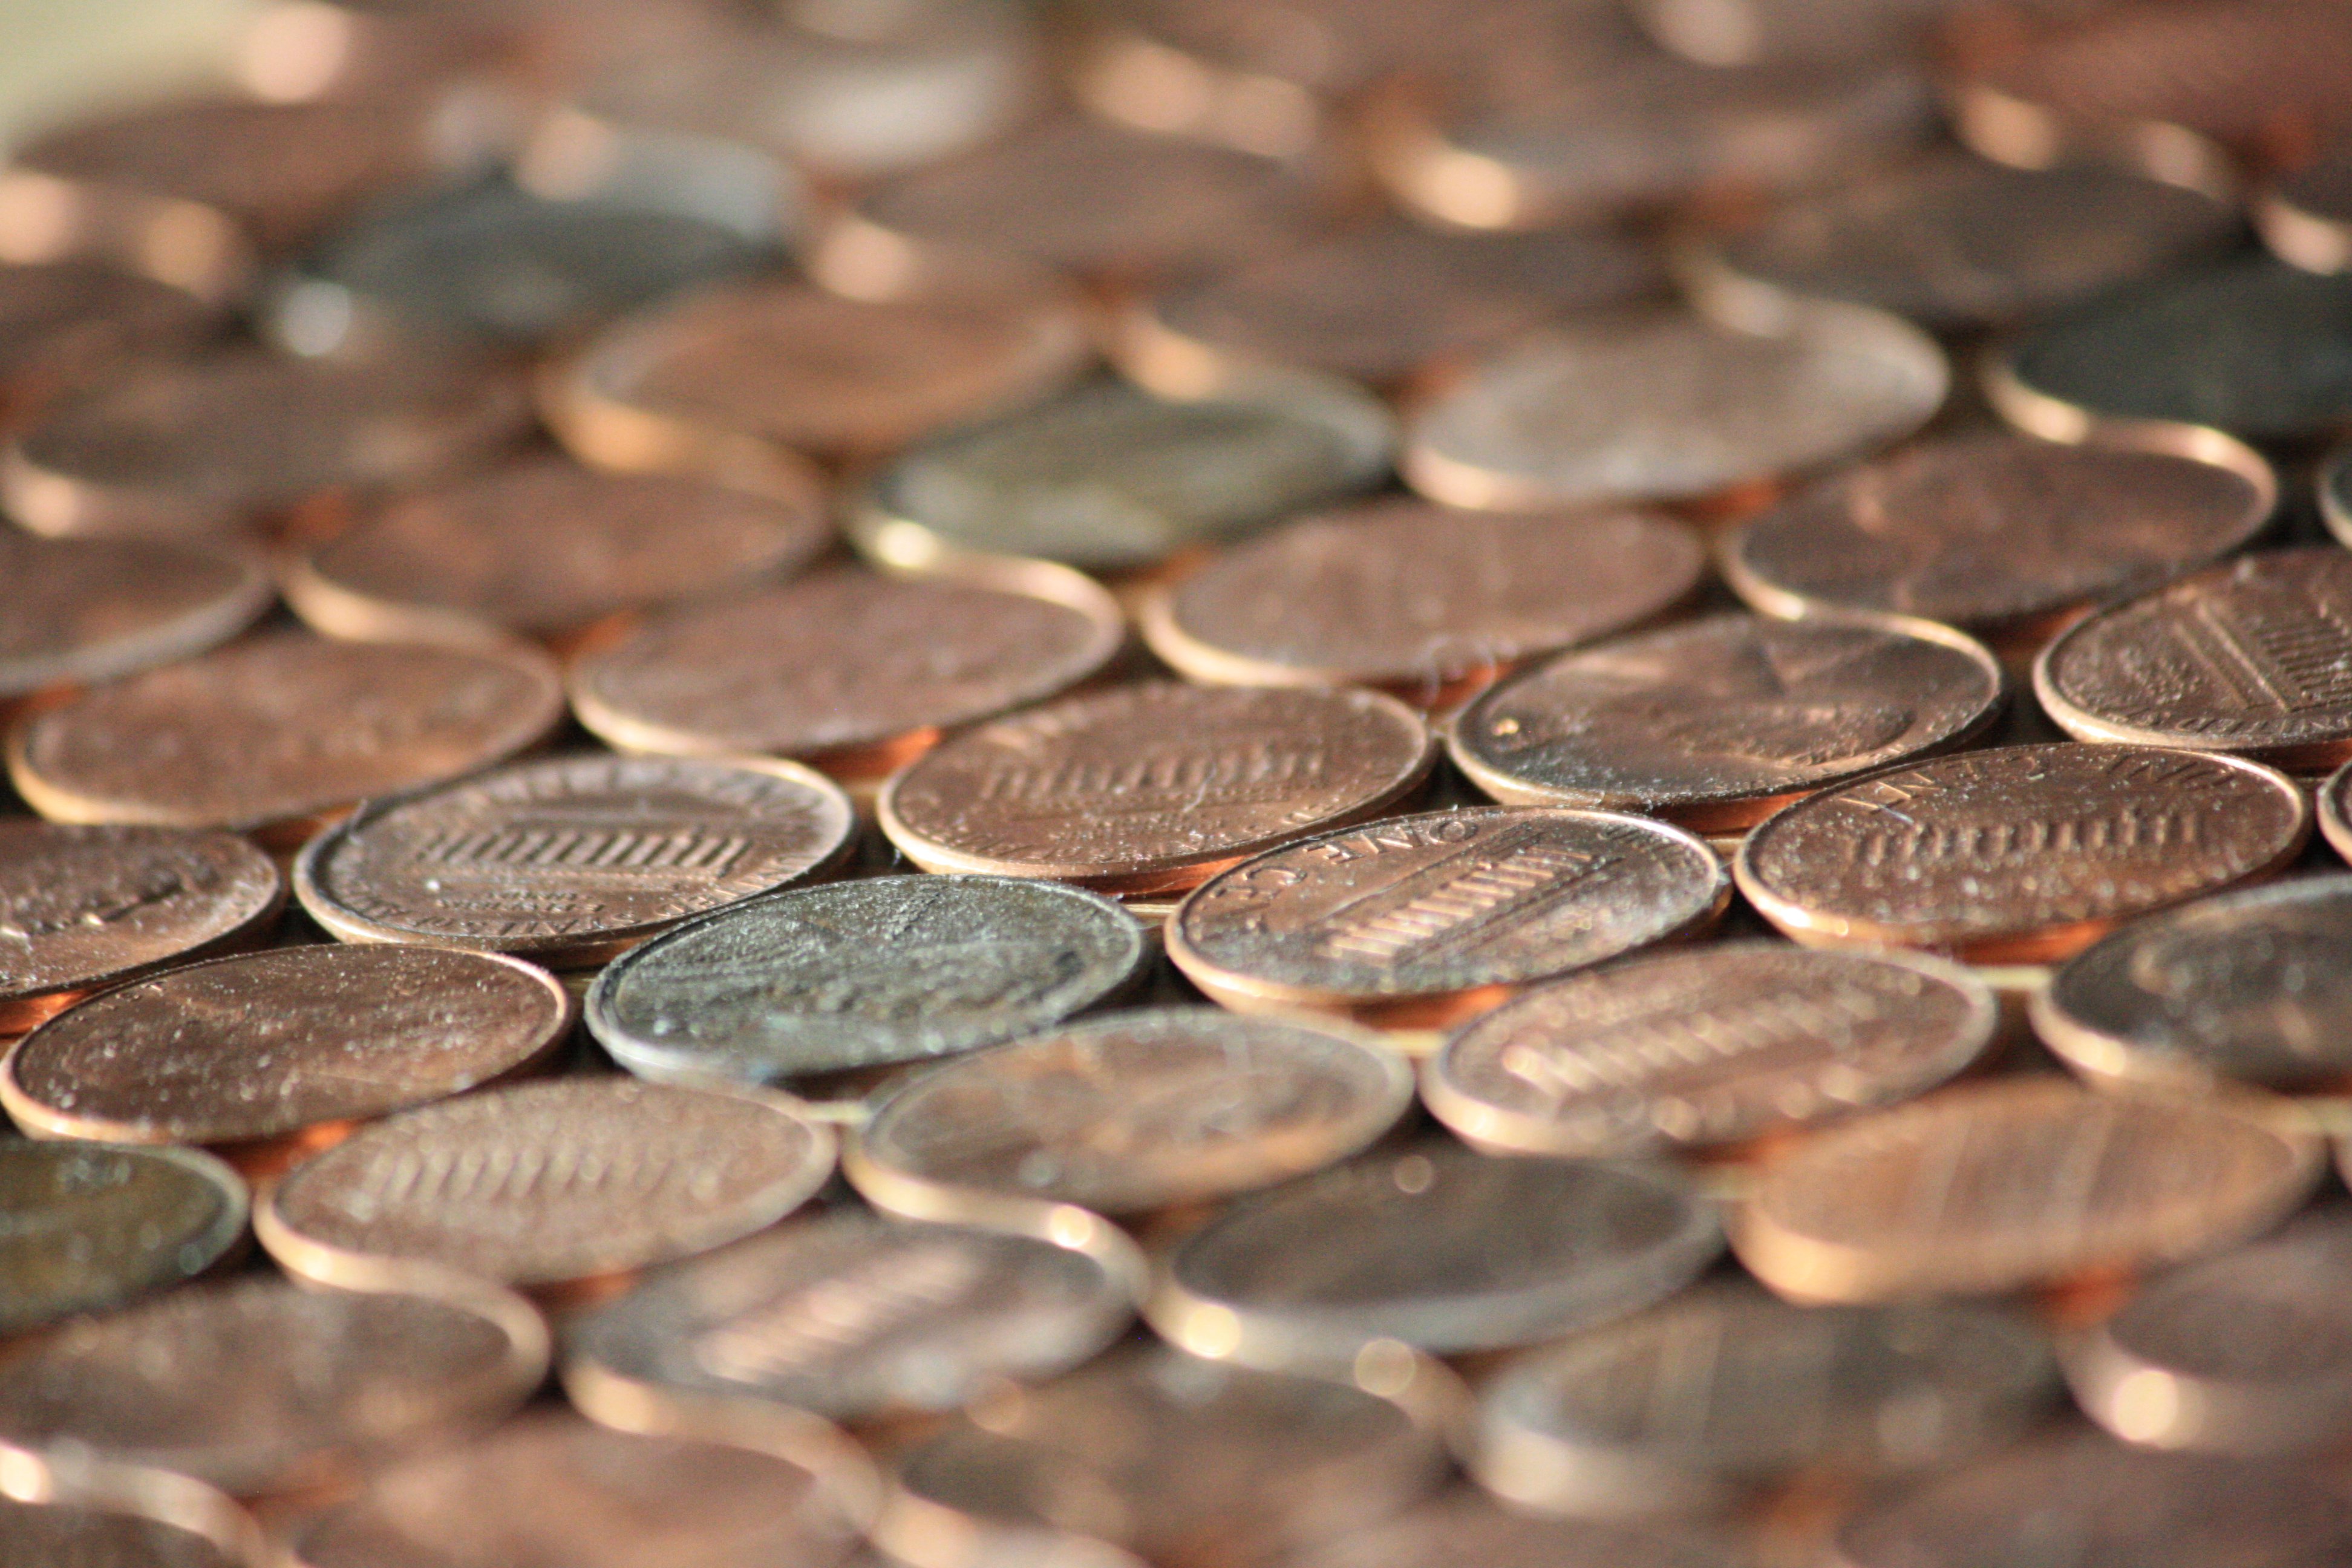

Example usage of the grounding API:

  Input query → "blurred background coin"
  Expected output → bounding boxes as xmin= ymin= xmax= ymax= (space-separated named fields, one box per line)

xmin=2259 ymin=141 xmax=2352 ymax=276
xmin=1284 ymin=1494 xmax=1745 ymax=1568
xmin=0 ymin=1141 xmax=247 ymax=1338
xmin=1635 ymin=0 xmax=1964 ymax=66
xmin=0 ymin=533 xmax=273 ymax=697
xmin=0 ymin=1446 xmax=266 ymax=1568
xmin=0 ymin=258 xmax=230 ymax=421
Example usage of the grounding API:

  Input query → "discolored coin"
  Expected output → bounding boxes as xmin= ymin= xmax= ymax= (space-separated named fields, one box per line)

xmin=877 ymin=682 xmax=1436 ymax=896
xmin=1426 ymin=943 xmax=1998 ymax=1158
xmin=0 ymin=534 xmax=273 ymax=698
xmin=256 ymin=1077 xmax=835 ymax=1290
xmin=1733 ymin=744 xmax=2310 ymax=962
xmin=1402 ymin=304 xmax=1944 ymax=511
xmin=847 ymin=1007 xmax=1414 ymax=1220
xmin=1449 ymin=614 xmax=2005 ymax=832
xmin=1289 ymin=1492 xmax=1745 ymax=1568
xmin=1166 ymin=808 xmax=1728 ymax=1026
xmin=0 ymin=1142 xmax=247 ymax=1338
xmin=0 ymin=261 xmax=223 ymax=416
xmin=1731 ymin=1077 xmax=2324 ymax=1304
xmin=587 ymin=875 xmax=1148 ymax=1085
xmin=2262 ymin=145 xmax=2352 ymax=275
xmin=0 ymin=1449 xmax=266 ymax=1568
xmin=1 ymin=945 xmax=572 ymax=1148
xmin=1137 ymin=501 xmax=1705 ymax=699
xmin=7 ymin=633 xmax=565 ymax=839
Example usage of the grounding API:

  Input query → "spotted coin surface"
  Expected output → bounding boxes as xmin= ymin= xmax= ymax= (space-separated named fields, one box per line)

xmin=0 ymin=1141 xmax=247 ymax=1338
xmin=0 ymin=534 xmax=273 ymax=697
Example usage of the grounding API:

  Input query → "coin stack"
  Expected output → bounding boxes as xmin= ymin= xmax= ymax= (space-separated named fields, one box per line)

xmin=7 ymin=0 xmax=2352 ymax=1562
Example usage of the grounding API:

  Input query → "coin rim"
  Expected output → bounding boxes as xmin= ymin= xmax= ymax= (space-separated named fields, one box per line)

xmin=0 ymin=1439 xmax=272 ymax=1568
xmin=0 ymin=1139 xmax=250 ymax=1336
xmin=0 ymin=538 xmax=276 ymax=699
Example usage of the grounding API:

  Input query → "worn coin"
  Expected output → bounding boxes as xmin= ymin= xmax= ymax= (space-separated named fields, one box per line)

xmin=0 ymin=1141 xmax=247 ymax=1338
xmin=1426 ymin=943 xmax=1998 ymax=1158
xmin=0 ymin=1448 xmax=266 ymax=1568
xmin=0 ymin=533 xmax=273 ymax=697
xmin=2261 ymin=145 xmax=2352 ymax=276
xmin=1290 ymin=1492 xmax=1745 ymax=1568
xmin=0 ymin=261 xmax=224 ymax=417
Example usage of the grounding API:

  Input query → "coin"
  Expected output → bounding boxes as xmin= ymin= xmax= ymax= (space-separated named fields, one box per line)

xmin=1731 ymin=1077 xmax=2325 ymax=1304
xmin=2325 ymin=440 xmax=2352 ymax=545
xmin=1733 ymin=743 xmax=2310 ymax=962
xmin=1136 ymin=501 xmax=1705 ymax=699
xmin=1290 ymin=1492 xmax=1744 ymax=1568
xmin=567 ymin=567 xmax=1126 ymax=777
xmin=2261 ymin=145 xmax=2352 ymax=275
xmin=232 ymin=0 xmax=517 ymax=105
xmin=1402 ymin=304 xmax=1945 ymax=511
xmin=256 ymin=1077 xmax=835 ymax=1290
xmin=587 ymin=875 xmax=1148 ymax=1085
xmin=1634 ymin=0 xmax=1958 ymax=65
xmin=1147 ymin=1142 xmax=1721 ymax=1362
xmin=1166 ymin=807 xmax=1728 ymax=1027
xmin=0 ymin=534 xmax=273 ymax=698
xmin=0 ymin=261 xmax=224 ymax=417
xmin=0 ymin=1142 xmax=247 ymax=1338
xmin=846 ymin=1007 xmax=1414 ymax=1220
xmin=2322 ymin=757 xmax=2352 ymax=864
xmin=1450 ymin=614 xmax=2005 ymax=833
xmin=877 ymin=682 xmax=1436 ymax=896
xmin=0 ymin=1448 xmax=266 ymax=1568
xmin=8 ymin=632 xmax=566 ymax=840
xmin=1426 ymin=942 xmax=1998 ymax=1158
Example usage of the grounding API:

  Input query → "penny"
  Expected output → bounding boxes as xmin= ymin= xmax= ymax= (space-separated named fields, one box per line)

xmin=846 ymin=1007 xmax=1414 ymax=1220
xmin=1426 ymin=943 xmax=1999 ymax=1158
xmin=8 ymin=632 xmax=566 ymax=839
xmin=2261 ymin=145 xmax=2352 ymax=275
xmin=1733 ymin=743 xmax=2310 ymax=962
xmin=2323 ymin=757 xmax=2352 ymax=864
xmin=567 ymin=567 xmax=1126 ymax=776
xmin=1166 ymin=807 xmax=1728 ymax=1026
xmin=1634 ymin=0 xmax=1959 ymax=65
xmin=1291 ymin=1492 xmax=1744 ymax=1568
xmin=0 ymin=534 xmax=273 ymax=699
xmin=1402 ymin=304 xmax=1945 ymax=511
xmin=0 ymin=1142 xmax=247 ymax=1338
xmin=0 ymin=261 xmax=223 ymax=416
xmin=1449 ymin=614 xmax=2005 ymax=832
xmin=855 ymin=376 xmax=1394 ymax=577
xmin=0 ymin=1273 xmax=545 ymax=1495
xmin=1475 ymin=1289 xmax=2054 ymax=1515
xmin=1 ymin=945 xmax=572 ymax=1148
xmin=0 ymin=1449 xmax=266 ymax=1568
xmin=1731 ymin=1077 xmax=2324 ymax=1304
xmin=587 ymin=875 xmax=1148 ymax=1085
xmin=232 ymin=0 xmax=518 ymax=105
xmin=1137 ymin=500 xmax=1705 ymax=699
xmin=877 ymin=682 xmax=1436 ymax=896
xmin=256 ymin=1077 xmax=834 ymax=1289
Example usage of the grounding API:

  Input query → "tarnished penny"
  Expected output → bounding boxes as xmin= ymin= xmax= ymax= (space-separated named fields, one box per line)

xmin=7 ymin=632 xmax=566 ymax=838
xmin=1426 ymin=944 xmax=1998 ymax=1158
xmin=1449 ymin=614 xmax=2005 ymax=832
xmin=0 ymin=534 xmax=273 ymax=698
xmin=1 ymin=945 xmax=572 ymax=1148
xmin=1148 ymin=1143 xmax=1722 ymax=1362
xmin=1403 ymin=304 xmax=1945 ymax=511
xmin=0 ymin=261 xmax=221 ymax=416
xmin=1166 ymin=807 xmax=1728 ymax=1026
xmin=1731 ymin=1077 xmax=2324 ymax=1304
xmin=587 ymin=875 xmax=1148 ymax=1085
xmin=1733 ymin=744 xmax=2310 ymax=962
xmin=0 ymin=1142 xmax=247 ymax=1338
xmin=846 ymin=1007 xmax=1414 ymax=1220
xmin=0 ymin=1449 xmax=266 ymax=1568
xmin=1137 ymin=501 xmax=1705 ymax=699
xmin=1289 ymin=1492 xmax=1745 ymax=1568
xmin=256 ymin=1077 xmax=835 ymax=1289
xmin=2262 ymin=145 xmax=2352 ymax=275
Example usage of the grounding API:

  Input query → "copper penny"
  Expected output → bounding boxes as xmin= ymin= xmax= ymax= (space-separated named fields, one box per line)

xmin=0 ymin=261 xmax=222 ymax=416
xmin=7 ymin=632 xmax=566 ymax=838
xmin=1166 ymin=807 xmax=1728 ymax=1027
xmin=1733 ymin=743 xmax=2310 ymax=962
xmin=2261 ymin=143 xmax=2352 ymax=275
xmin=256 ymin=1077 xmax=834 ymax=1290
xmin=0 ymin=1141 xmax=247 ymax=1338
xmin=0 ymin=533 xmax=273 ymax=698
xmin=1 ymin=945 xmax=572 ymax=1148
xmin=1137 ymin=500 xmax=1705 ymax=700
xmin=0 ymin=1449 xmax=265 ymax=1568
xmin=1287 ymin=1492 xmax=1744 ymax=1568
xmin=1731 ymin=1077 xmax=2324 ymax=1304
xmin=1426 ymin=943 xmax=1998 ymax=1158
xmin=846 ymin=1007 xmax=1414 ymax=1220
xmin=877 ymin=682 xmax=1436 ymax=896
xmin=1449 ymin=613 xmax=2005 ymax=832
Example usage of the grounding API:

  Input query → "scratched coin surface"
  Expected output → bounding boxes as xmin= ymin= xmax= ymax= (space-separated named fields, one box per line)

xmin=1450 ymin=614 xmax=2004 ymax=832
xmin=1166 ymin=808 xmax=1728 ymax=1023
xmin=1 ymin=945 xmax=572 ymax=1148
xmin=878 ymin=682 xmax=1436 ymax=895
xmin=1734 ymin=744 xmax=2310 ymax=961
xmin=0 ymin=533 xmax=272 ymax=696
xmin=0 ymin=260 xmax=220 ymax=413
xmin=589 ymin=875 xmax=1148 ymax=1085
xmin=1426 ymin=944 xmax=1998 ymax=1158
xmin=0 ymin=1141 xmax=247 ymax=1337
xmin=1732 ymin=1077 xmax=2325 ymax=1304
xmin=1290 ymin=1492 xmax=1745 ymax=1568
xmin=848 ymin=1007 xmax=1414 ymax=1219
xmin=295 ymin=753 xmax=856 ymax=967
xmin=256 ymin=1077 xmax=834 ymax=1289
xmin=8 ymin=633 xmax=566 ymax=837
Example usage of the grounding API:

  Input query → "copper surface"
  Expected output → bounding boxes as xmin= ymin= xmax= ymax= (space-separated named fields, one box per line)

xmin=0 ymin=532 xmax=273 ymax=699
xmin=0 ymin=261 xmax=221 ymax=417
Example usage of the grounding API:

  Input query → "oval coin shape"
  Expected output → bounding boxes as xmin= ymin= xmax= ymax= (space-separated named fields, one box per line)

xmin=0 ymin=534 xmax=272 ymax=698
xmin=0 ymin=1142 xmax=247 ymax=1337
xmin=0 ymin=1453 xmax=264 ymax=1568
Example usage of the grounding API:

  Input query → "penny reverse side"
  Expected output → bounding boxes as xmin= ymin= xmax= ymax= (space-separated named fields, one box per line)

xmin=0 ymin=1142 xmax=247 ymax=1337
xmin=0 ymin=533 xmax=273 ymax=698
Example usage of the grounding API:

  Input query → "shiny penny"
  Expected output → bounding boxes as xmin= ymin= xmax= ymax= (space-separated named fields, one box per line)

xmin=0 ymin=261 xmax=221 ymax=415
xmin=2261 ymin=144 xmax=2352 ymax=276
xmin=0 ymin=1141 xmax=247 ymax=1338
xmin=1289 ymin=1492 xmax=1745 ymax=1568
xmin=0 ymin=1454 xmax=264 ymax=1568
xmin=0 ymin=533 xmax=273 ymax=697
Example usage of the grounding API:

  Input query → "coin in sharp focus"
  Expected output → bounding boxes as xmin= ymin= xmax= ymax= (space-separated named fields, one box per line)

xmin=1425 ymin=942 xmax=1998 ymax=1158
xmin=877 ymin=682 xmax=1435 ymax=895
xmin=1137 ymin=500 xmax=1705 ymax=700
xmin=2261 ymin=144 xmax=2352 ymax=275
xmin=1449 ymin=613 xmax=2004 ymax=833
xmin=856 ymin=376 xmax=1393 ymax=577
xmin=256 ymin=1077 xmax=834 ymax=1290
xmin=1731 ymin=1077 xmax=2324 ymax=1304
xmin=0 ymin=533 xmax=273 ymax=698
xmin=1474 ymin=1288 xmax=2054 ymax=1517
xmin=7 ymin=632 xmax=564 ymax=840
xmin=1723 ymin=431 xmax=2275 ymax=652
xmin=847 ymin=1007 xmax=1413 ymax=1220
xmin=587 ymin=875 xmax=1148 ymax=1086
xmin=1166 ymin=807 xmax=1728 ymax=1027
xmin=0 ymin=1142 xmax=247 ymax=1338
xmin=1289 ymin=1491 xmax=1745 ymax=1568
xmin=0 ymin=1450 xmax=264 ymax=1568
xmin=1633 ymin=0 xmax=1959 ymax=66
xmin=0 ymin=261 xmax=226 ymax=419
xmin=1734 ymin=743 xmax=2310 ymax=962
xmin=1402 ymin=304 xmax=1944 ymax=511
